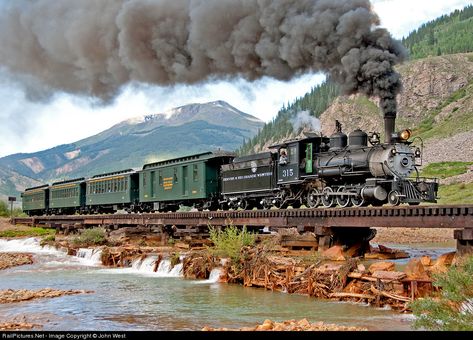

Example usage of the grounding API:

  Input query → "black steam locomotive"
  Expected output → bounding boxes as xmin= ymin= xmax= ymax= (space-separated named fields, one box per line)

xmin=220 ymin=120 xmax=438 ymax=209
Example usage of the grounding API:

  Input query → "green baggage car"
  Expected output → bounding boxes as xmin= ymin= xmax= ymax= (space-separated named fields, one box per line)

xmin=139 ymin=152 xmax=234 ymax=212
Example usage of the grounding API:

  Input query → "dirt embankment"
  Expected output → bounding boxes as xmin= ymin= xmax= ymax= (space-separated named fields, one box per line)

xmin=0 ymin=217 xmax=31 ymax=233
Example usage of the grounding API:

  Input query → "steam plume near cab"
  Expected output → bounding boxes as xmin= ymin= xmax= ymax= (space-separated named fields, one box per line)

xmin=0 ymin=0 xmax=406 ymax=119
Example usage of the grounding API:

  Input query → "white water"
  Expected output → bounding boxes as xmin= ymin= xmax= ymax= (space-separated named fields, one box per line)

xmin=0 ymin=237 xmax=63 ymax=255
xmin=0 ymin=238 xmax=419 ymax=331
xmin=208 ymin=268 xmax=223 ymax=282
xmin=193 ymin=268 xmax=223 ymax=284
xmin=99 ymin=256 xmax=183 ymax=278
xmin=76 ymin=248 xmax=103 ymax=266
xmin=0 ymin=238 xmax=103 ymax=267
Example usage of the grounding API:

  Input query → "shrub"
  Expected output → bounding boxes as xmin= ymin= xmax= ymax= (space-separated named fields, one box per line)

xmin=170 ymin=252 xmax=181 ymax=268
xmin=0 ymin=201 xmax=24 ymax=217
xmin=40 ymin=234 xmax=56 ymax=246
xmin=72 ymin=228 xmax=107 ymax=247
xmin=208 ymin=224 xmax=255 ymax=264
xmin=410 ymin=255 xmax=473 ymax=331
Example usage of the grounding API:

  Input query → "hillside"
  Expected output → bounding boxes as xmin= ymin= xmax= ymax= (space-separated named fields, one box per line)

xmin=0 ymin=167 xmax=40 ymax=204
xmin=320 ymin=53 xmax=473 ymax=142
xmin=0 ymin=101 xmax=264 ymax=199
xmin=402 ymin=5 xmax=473 ymax=59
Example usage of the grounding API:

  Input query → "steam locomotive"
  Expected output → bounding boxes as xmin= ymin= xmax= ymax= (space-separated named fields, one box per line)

xmin=222 ymin=120 xmax=438 ymax=210
xmin=21 ymin=121 xmax=438 ymax=216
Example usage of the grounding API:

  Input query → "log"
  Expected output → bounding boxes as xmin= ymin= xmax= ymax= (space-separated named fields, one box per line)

xmin=370 ymin=286 xmax=411 ymax=302
xmin=329 ymin=292 xmax=376 ymax=300
xmin=371 ymin=271 xmax=406 ymax=281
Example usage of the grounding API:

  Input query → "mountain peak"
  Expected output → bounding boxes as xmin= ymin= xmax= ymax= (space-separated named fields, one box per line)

xmin=126 ymin=100 xmax=261 ymax=126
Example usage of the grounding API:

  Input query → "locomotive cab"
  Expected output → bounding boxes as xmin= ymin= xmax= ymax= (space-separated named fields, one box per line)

xmin=271 ymin=136 xmax=330 ymax=184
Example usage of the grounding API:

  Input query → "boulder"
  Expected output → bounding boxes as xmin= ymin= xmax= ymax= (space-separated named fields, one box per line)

xmin=321 ymin=246 xmax=346 ymax=261
xmin=368 ymin=262 xmax=395 ymax=273
xmin=404 ymin=259 xmax=430 ymax=280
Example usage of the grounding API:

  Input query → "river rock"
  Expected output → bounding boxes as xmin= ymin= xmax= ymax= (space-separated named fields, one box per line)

xmin=0 ymin=253 xmax=33 ymax=270
xmin=0 ymin=288 xmax=94 ymax=304
xmin=368 ymin=262 xmax=395 ymax=273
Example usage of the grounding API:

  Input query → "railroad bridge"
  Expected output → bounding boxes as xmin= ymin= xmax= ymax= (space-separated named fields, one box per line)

xmin=11 ymin=204 xmax=473 ymax=254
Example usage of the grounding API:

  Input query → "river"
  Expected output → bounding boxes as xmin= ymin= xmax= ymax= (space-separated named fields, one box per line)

xmin=0 ymin=238 xmax=453 ymax=331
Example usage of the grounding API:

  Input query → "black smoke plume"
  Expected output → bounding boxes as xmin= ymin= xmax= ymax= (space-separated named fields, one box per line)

xmin=0 ymin=0 xmax=407 ymax=117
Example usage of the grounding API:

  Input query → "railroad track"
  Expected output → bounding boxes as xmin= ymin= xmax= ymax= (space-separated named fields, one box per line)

xmin=11 ymin=204 xmax=473 ymax=253
xmin=12 ymin=204 xmax=473 ymax=229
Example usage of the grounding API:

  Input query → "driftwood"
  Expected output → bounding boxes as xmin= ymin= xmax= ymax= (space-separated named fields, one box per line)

xmin=328 ymin=292 xmax=376 ymax=300
xmin=370 ymin=286 xmax=412 ymax=302
xmin=211 ymin=244 xmax=437 ymax=311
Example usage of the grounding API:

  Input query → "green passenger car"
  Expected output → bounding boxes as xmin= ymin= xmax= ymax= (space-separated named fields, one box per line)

xmin=21 ymin=185 xmax=49 ymax=216
xmin=49 ymin=178 xmax=86 ymax=215
xmin=139 ymin=152 xmax=234 ymax=212
xmin=85 ymin=169 xmax=139 ymax=213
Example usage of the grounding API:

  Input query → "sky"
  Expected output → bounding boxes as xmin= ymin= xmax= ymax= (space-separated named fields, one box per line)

xmin=0 ymin=0 xmax=472 ymax=158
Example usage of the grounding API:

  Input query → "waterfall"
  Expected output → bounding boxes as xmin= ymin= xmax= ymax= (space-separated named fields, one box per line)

xmin=76 ymin=248 xmax=103 ymax=266
xmin=129 ymin=255 xmax=183 ymax=277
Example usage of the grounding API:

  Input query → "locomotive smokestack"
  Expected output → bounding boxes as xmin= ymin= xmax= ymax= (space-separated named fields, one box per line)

xmin=384 ymin=116 xmax=395 ymax=144
xmin=380 ymin=94 xmax=399 ymax=144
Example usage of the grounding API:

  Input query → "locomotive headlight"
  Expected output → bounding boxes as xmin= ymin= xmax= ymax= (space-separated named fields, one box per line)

xmin=415 ymin=148 xmax=421 ymax=158
xmin=400 ymin=129 xmax=412 ymax=141
xmin=391 ymin=148 xmax=397 ymax=156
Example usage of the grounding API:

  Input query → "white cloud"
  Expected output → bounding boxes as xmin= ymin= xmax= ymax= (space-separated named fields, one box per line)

xmin=372 ymin=0 xmax=472 ymax=38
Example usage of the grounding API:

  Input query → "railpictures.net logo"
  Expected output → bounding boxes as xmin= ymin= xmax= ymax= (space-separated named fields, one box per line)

xmin=1 ymin=334 xmax=127 ymax=340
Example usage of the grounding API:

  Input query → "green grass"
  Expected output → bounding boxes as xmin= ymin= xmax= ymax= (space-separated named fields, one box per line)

xmin=420 ymin=162 xmax=473 ymax=179
xmin=414 ymin=81 xmax=473 ymax=140
xmin=438 ymin=182 xmax=473 ymax=204
xmin=72 ymin=228 xmax=107 ymax=247
xmin=410 ymin=255 xmax=473 ymax=331
xmin=0 ymin=227 xmax=55 ymax=238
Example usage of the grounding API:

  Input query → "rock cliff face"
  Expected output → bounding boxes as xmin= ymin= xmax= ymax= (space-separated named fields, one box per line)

xmin=397 ymin=54 xmax=473 ymax=125
xmin=320 ymin=53 xmax=473 ymax=168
